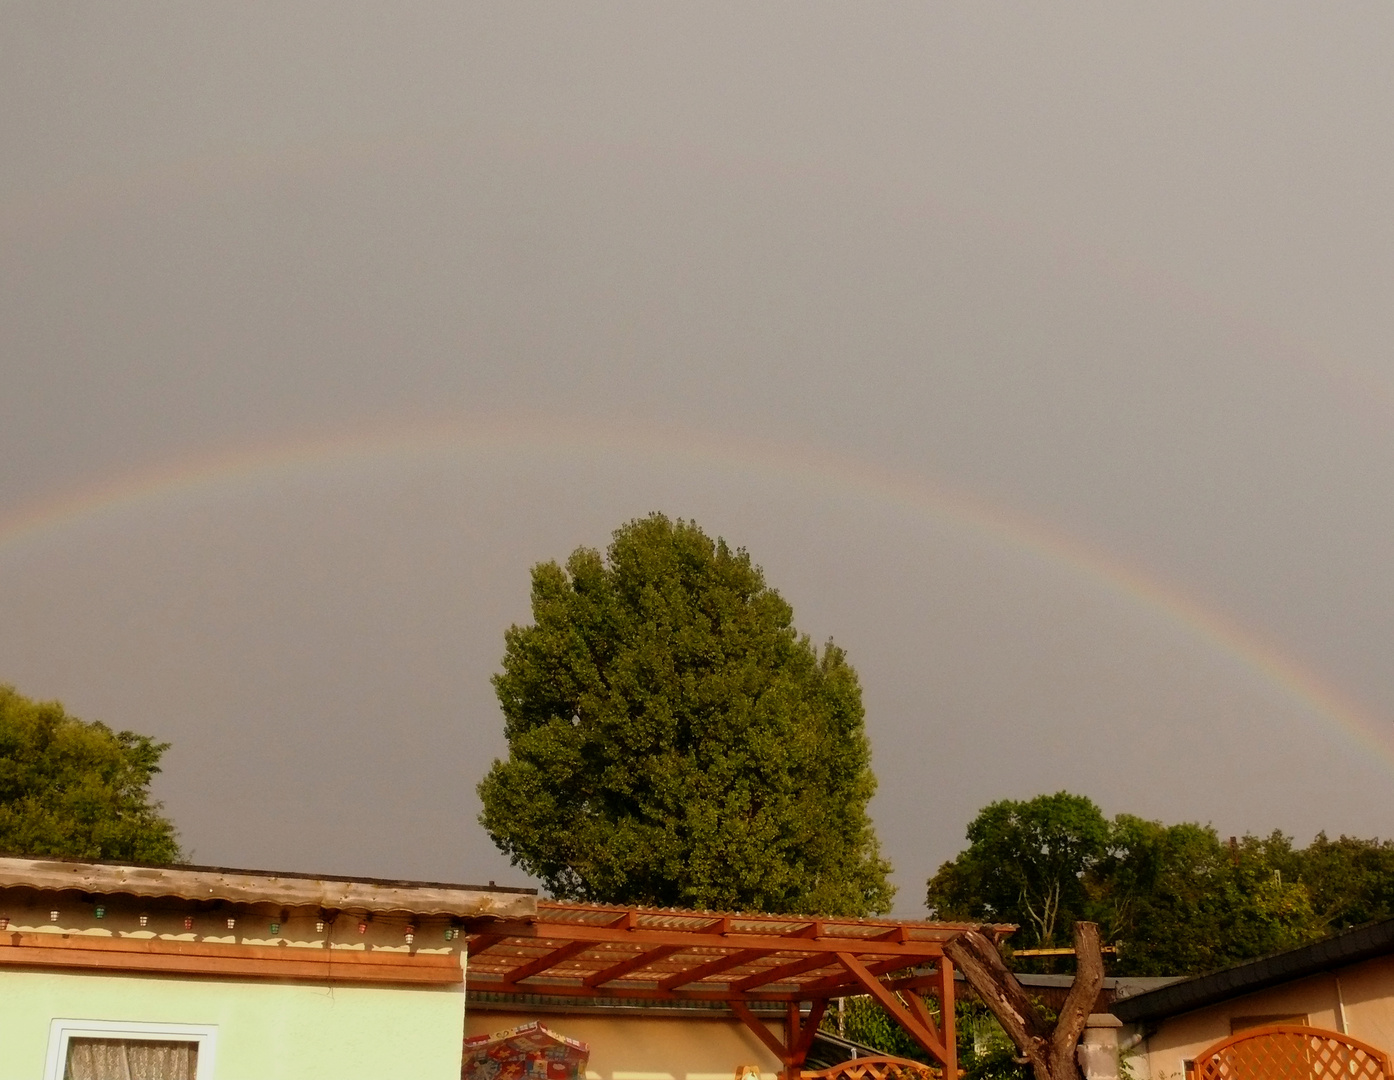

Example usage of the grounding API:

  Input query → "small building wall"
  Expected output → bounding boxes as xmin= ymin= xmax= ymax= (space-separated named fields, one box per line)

xmin=466 ymin=1007 xmax=783 ymax=1080
xmin=0 ymin=967 xmax=465 ymax=1080
xmin=1131 ymin=955 xmax=1394 ymax=1080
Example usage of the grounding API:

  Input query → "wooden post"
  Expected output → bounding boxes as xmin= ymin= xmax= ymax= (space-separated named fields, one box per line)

xmin=938 ymin=956 xmax=957 ymax=1079
xmin=787 ymin=1002 xmax=802 ymax=1080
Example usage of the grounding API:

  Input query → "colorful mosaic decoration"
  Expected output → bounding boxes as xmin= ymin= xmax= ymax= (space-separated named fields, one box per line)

xmin=463 ymin=1021 xmax=591 ymax=1080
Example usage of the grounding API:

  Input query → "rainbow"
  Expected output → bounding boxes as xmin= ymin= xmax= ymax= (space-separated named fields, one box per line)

xmin=1 ymin=414 xmax=1388 ymax=768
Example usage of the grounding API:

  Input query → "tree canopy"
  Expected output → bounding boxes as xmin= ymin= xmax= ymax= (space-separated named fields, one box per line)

xmin=477 ymin=513 xmax=893 ymax=915
xmin=924 ymin=792 xmax=1110 ymax=950
xmin=928 ymin=792 xmax=1393 ymax=976
xmin=0 ymin=685 xmax=180 ymax=863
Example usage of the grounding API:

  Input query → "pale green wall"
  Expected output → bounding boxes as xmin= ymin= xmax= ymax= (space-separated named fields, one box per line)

xmin=0 ymin=969 xmax=465 ymax=1080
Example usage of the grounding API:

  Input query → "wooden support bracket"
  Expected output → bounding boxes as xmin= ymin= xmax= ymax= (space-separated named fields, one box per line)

xmin=731 ymin=1000 xmax=791 ymax=1063
xmin=835 ymin=952 xmax=947 ymax=1065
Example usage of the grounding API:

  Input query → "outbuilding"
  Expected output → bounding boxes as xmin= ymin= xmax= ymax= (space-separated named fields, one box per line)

xmin=1113 ymin=917 xmax=1394 ymax=1080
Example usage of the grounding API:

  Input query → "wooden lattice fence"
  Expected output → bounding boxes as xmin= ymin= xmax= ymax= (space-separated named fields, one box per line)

xmin=801 ymin=1054 xmax=937 ymax=1080
xmin=1189 ymin=1025 xmax=1392 ymax=1080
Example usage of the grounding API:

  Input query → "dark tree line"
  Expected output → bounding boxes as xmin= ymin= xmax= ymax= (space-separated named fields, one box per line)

xmin=927 ymin=792 xmax=1394 ymax=976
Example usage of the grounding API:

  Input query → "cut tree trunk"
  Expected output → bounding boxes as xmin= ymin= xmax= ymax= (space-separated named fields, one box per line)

xmin=943 ymin=921 xmax=1105 ymax=1080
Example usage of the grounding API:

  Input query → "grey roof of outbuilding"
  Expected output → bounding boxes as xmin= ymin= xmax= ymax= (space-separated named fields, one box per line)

xmin=1111 ymin=917 xmax=1394 ymax=1024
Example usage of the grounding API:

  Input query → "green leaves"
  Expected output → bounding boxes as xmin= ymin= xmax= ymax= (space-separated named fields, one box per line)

xmin=928 ymin=793 xmax=1394 ymax=977
xmin=478 ymin=513 xmax=893 ymax=916
xmin=0 ymin=685 xmax=180 ymax=864
xmin=927 ymin=792 xmax=1111 ymax=949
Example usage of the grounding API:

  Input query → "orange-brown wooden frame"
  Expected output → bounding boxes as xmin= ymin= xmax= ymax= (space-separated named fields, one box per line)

xmin=463 ymin=902 xmax=1006 ymax=1077
xmin=0 ymin=930 xmax=462 ymax=985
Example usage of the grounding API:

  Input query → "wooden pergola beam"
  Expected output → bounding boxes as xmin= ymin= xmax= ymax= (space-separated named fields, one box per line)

xmin=498 ymin=938 xmax=593 ymax=985
xmin=906 ymin=984 xmax=956 ymax=1079
xmin=791 ymin=1000 xmax=829 ymax=1059
xmin=583 ymin=944 xmax=683 ymax=988
xmin=836 ymin=952 xmax=948 ymax=1064
xmin=503 ymin=920 xmax=949 ymax=958
xmin=466 ymin=978 xmax=816 ymax=1003
xmin=658 ymin=947 xmax=763 ymax=990
xmin=465 ymin=932 xmax=509 ymax=957
xmin=734 ymin=953 xmax=838 ymax=993
xmin=800 ymin=954 xmax=921 ymax=997
xmin=730 ymin=1001 xmax=790 ymax=1063
xmin=727 ymin=1000 xmax=829 ymax=1075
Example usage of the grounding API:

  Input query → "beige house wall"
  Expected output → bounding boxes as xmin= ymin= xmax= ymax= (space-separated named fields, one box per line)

xmin=1132 ymin=955 xmax=1394 ymax=1080
xmin=0 ymin=968 xmax=465 ymax=1080
xmin=467 ymin=1008 xmax=784 ymax=1080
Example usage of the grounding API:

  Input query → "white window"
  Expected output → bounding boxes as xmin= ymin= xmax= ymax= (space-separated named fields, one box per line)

xmin=44 ymin=1020 xmax=217 ymax=1080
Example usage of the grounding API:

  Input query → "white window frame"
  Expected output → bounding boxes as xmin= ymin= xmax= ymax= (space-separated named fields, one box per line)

xmin=43 ymin=1018 xmax=218 ymax=1080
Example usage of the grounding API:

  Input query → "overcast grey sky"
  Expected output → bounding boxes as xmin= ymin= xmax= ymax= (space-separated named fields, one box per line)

xmin=2 ymin=3 xmax=1392 ymax=912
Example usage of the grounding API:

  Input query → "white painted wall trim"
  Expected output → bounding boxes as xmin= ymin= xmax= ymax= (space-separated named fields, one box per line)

xmin=42 ymin=1018 xmax=219 ymax=1080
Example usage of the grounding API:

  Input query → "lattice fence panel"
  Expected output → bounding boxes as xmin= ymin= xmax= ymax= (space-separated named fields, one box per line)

xmin=1195 ymin=1027 xmax=1392 ymax=1080
xmin=803 ymin=1055 xmax=937 ymax=1080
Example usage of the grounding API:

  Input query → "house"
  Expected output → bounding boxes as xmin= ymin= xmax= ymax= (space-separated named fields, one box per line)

xmin=1112 ymin=917 xmax=1394 ymax=1080
xmin=0 ymin=855 xmax=532 ymax=1080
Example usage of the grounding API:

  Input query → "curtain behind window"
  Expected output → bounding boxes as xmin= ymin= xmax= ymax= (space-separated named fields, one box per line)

xmin=64 ymin=1038 xmax=197 ymax=1080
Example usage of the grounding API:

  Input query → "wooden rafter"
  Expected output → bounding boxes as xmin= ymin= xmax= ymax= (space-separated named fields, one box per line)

xmin=734 ymin=953 xmax=839 ymax=992
xmin=500 ymin=939 xmax=593 ymax=985
xmin=835 ymin=952 xmax=946 ymax=1062
xmin=510 ymin=920 xmax=953 ymax=957
xmin=465 ymin=932 xmax=508 ymax=957
xmin=800 ymin=954 xmax=922 ymax=997
xmin=584 ymin=944 xmax=683 ymax=988
xmin=659 ymin=947 xmax=764 ymax=990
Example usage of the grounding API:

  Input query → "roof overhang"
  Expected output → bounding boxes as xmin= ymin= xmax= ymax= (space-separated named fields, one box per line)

xmin=1112 ymin=917 xmax=1394 ymax=1024
xmin=0 ymin=856 xmax=536 ymax=918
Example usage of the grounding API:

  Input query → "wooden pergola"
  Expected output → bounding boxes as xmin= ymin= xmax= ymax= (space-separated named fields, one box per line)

xmin=464 ymin=900 xmax=1013 ymax=1078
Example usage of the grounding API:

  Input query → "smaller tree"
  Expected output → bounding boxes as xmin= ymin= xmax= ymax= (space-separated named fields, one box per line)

xmin=930 ymin=795 xmax=1329 ymax=977
xmin=927 ymin=793 xmax=1110 ymax=949
xmin=0 ymin=685 xmax=180 ymax=863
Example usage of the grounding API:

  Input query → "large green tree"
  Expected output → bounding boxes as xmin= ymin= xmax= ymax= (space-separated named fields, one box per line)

xmin=478 ymin=513 xmax=893 ymax=915
xmin=0 ymin=685 xmax=180 ymax=863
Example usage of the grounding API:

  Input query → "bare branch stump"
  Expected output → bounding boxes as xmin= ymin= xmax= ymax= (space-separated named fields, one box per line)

xmin=944 ymin=921 xmax=1106 ymax=1080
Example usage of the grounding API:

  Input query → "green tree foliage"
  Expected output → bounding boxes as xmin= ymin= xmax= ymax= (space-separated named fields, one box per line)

xmin=1291 ymin=833 xmax=1394 ymax=931
xmin=924 ymin=793 xmax=1111 ymax=948
xmin=478 ymin=514 xmax=893 ymax=916
xmin=925 ymin=794 xmax=1374 ymax=977
xmin=822 ymin=997 xmax=1034 ymax=1080
xmin=0 ymin=685 xmax=180 ymax=863
xmin=1099 ymin=821 xmax=1319 ymax=975
xmin=826 ymin=995 xmax=932 ymax=1062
